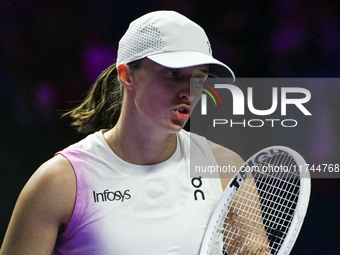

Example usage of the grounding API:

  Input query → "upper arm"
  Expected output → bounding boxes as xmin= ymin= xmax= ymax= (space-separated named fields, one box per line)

xmin=0 ymin=155 xmax=76 ymax=255
xmin=207 ymin=140 xmax=244 ymax=190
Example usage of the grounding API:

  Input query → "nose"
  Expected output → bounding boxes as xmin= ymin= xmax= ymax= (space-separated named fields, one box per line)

xmin=179 ymin=78 xmax=202 ymax=102
xmin=178 ymin=87 xmax=195 ymax=102
xmin=177 ymin=68 xmax=207 ymax=103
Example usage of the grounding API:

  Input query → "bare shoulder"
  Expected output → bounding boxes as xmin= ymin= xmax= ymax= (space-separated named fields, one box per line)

xmin=0 ymin=154 xmax=76 ymax=254
xmin=30 ymin=154 xmax=76 ymax=196
xmin=20 ymin=154 xmax=77 ymax=228
xmin=207 ymin=140 xmax=244 ymax=190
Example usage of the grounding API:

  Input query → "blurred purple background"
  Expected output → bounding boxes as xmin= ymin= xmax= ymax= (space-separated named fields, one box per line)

xmin=1 ymin=0 xmax=339 ymax=253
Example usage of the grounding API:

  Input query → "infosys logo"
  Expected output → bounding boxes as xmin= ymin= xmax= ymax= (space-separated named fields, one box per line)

xmin=93 ymin=189 xmax=131 ymax=203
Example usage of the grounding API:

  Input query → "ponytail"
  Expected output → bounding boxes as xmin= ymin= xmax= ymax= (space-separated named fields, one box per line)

xmin=63 ymin=64 xmax=122 ymax=134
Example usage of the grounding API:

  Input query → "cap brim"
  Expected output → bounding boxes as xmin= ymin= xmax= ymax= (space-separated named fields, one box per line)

xmin=147 ymin=51 xmax=235 ymax=81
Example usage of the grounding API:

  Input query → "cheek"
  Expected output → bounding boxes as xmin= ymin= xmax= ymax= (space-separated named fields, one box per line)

xmin=190 ymin=79 xmax=203 ymax=96
xmin=190 ymin=87 xmax=202 ymax=108
xmin=190 ymin=98 xmax=200 ymax=112
xmin=135 ymin=86 xmax=167 ymax=112
xmin=192 ymin=87 xmax=202 ymax=98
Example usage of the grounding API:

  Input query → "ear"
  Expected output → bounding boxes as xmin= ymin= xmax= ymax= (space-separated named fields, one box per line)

xmin=117 ymin=64 xmax=133 ymax=91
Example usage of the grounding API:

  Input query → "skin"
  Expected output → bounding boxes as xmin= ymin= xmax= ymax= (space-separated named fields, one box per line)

xmin=0 ymin=58 xmax=244 ymax=254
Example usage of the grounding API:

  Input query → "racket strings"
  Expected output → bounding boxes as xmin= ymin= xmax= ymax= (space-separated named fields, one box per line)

xmin=253 ymin=153 xmax=301 ymax=254
xmin=209 ymin=152 xmax=301 ymax=255
xmin=222 ymin=179 xmax=273 ymax=254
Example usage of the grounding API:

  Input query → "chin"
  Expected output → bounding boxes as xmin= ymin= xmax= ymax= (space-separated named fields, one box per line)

xmin=164 ymin=122 xmax=185 ymax=134
xmin=167 ymin=126 xmax=183 ymax=134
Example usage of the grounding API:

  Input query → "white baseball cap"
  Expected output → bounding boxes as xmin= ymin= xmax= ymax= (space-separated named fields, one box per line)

xmin=116 ymin=10 xmax=235 ymax=80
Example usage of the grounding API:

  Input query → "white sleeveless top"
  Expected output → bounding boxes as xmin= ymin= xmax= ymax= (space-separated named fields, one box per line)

xmin=53 ymin=129 xmax=223 ymax=255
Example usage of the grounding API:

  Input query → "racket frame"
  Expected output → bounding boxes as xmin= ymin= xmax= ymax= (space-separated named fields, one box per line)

xmin=199 ymin=146 xmax=311 ymax=255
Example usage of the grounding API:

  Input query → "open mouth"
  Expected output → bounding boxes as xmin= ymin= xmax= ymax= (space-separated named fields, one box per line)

xmin=178 ymin=108 xmax=189 ymax=114
xmin=174 ymin=105 xmax=191 ymax=120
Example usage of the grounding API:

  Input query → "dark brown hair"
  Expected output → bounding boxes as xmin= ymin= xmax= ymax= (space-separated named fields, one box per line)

xmin=63 ymin=61 xmax=140 ymax=134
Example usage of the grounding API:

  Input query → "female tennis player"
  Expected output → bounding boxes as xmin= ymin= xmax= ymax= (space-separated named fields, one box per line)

xmin=1 ymin=11 xmax=252 ymax=254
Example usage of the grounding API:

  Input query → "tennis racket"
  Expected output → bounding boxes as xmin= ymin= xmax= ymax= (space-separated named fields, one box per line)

xmin=199 ymin=146 xmax=311 ymax=255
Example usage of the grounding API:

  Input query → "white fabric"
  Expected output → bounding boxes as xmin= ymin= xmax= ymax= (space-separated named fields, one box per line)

xmin=53 ymin=129 xmax=223 ymax=255
xmin=116 ymin=10 xmax=234 ymax=79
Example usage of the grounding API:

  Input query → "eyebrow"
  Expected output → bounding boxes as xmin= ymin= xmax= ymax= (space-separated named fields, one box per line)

xmin=201 ymin=69 xmax=209 ymax=75
xmin=199 ymin=65 xmax=210 ymax=74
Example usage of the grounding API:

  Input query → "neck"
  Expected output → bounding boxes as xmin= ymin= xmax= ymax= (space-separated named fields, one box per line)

xmin=103 ymin=120 xmax=177 ymax=165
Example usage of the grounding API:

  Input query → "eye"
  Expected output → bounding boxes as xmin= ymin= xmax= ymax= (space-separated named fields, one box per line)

xmin=195 ymin=78 xmax=205 ymax=83
xmin=167 ymin=70 xmax=180 ymax=77
xmin=194 ymin=78 xmax=205 ymax=87
xmin=194 ymin=71 xmax=209 ymax=83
